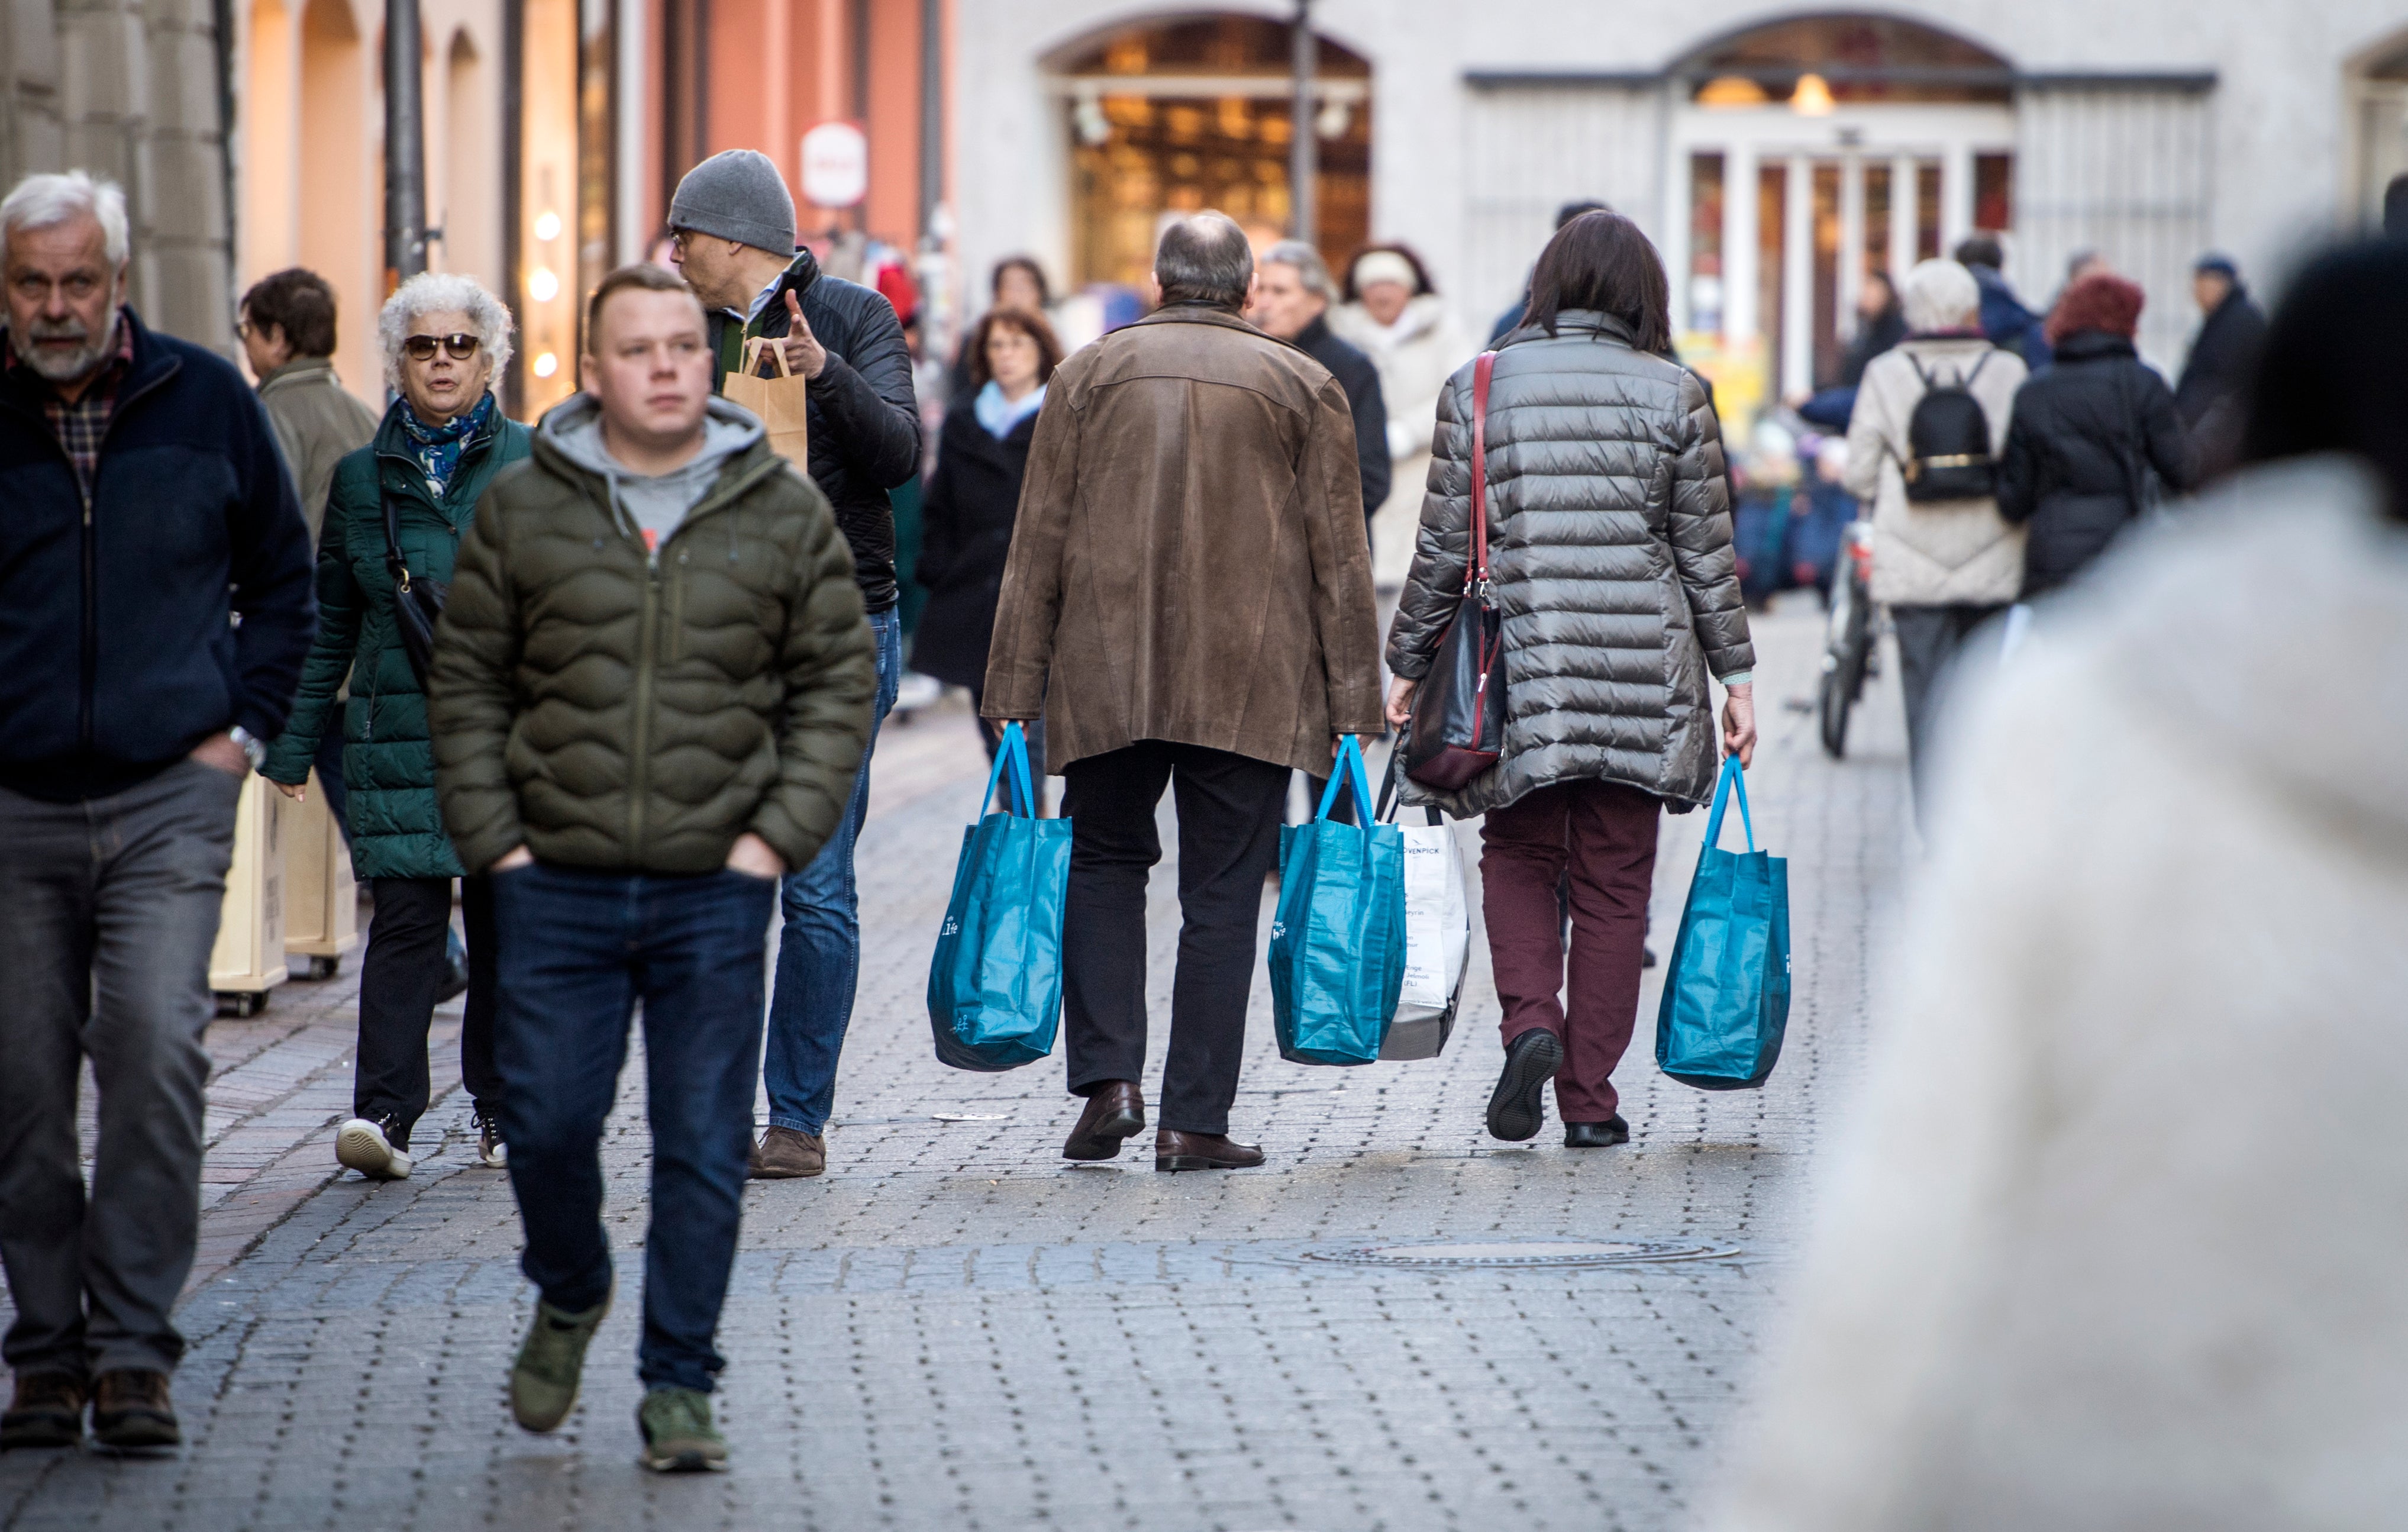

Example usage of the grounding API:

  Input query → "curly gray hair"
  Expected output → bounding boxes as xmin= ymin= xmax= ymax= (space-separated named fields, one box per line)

xmin=377 ymin=271 xmax=514 ymax=394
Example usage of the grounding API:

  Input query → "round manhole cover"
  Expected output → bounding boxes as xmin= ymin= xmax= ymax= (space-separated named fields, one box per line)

xmin=1301 ymin=1240 xmax=1737 ymax=1269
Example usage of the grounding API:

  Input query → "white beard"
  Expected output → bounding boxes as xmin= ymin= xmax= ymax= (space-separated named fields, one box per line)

xmin=9 ymin=310 xmax=119 ymax=383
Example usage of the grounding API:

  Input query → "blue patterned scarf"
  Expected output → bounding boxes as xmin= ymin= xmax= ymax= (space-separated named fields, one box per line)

xmin=400 ymin=391 xmax=494 ymax=496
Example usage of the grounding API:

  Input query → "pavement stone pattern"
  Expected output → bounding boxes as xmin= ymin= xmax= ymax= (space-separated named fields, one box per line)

xmin=1 ymin=604 xmax=1910 ymax=1531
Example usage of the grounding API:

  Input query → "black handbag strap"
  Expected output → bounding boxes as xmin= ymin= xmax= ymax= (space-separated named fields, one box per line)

xmin=379 ymin=490 xmax=414 ymax=593
xmin=1374 ymin=743 xmax=1445 ymax=826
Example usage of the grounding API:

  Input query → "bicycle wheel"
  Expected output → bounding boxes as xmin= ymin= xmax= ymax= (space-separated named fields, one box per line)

xmin=1818 ymin=663 xmax=1853 ymax=758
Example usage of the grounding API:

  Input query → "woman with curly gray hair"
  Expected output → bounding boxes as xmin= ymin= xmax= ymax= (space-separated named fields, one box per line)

xmin=259 ymin=270 xmax=532 ymax=1182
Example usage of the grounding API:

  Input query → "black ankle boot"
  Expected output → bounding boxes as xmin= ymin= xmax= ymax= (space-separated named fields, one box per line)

xmin=1563 ymin=1116 xmax=1629 ymax=1149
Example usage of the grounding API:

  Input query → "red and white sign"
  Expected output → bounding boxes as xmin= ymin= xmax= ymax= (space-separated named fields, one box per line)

xmin=801 ymin=121 xmax=868 ymax=209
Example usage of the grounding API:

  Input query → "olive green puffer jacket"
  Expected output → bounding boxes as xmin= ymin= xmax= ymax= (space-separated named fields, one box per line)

xmin=260 ymin=400 xmax=531 ymax=879
xmin=427 ymin=401 xmax=876 ymax=876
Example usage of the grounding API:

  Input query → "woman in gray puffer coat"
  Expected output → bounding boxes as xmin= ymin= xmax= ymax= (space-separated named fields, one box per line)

xmin=1385 ymin=211 xmax=1757 ymax=1152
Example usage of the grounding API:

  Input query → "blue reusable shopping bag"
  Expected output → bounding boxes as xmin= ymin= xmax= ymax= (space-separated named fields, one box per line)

xmin=1655 ymin=756 xmax=1792 ymax=1090
xmin=927 ymin=724 xmax=1071 ymax=1072
xmin=1268 ymin=737 xmax=1407 ymax=1066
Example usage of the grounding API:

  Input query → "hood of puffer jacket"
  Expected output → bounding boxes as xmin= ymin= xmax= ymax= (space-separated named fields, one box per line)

xmin=2072 ymin=455 xmax=2408 ymax=844
xmin=540 ymin=391 xmax=763 ymax=551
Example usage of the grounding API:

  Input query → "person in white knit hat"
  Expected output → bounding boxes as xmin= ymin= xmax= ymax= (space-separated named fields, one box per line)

xmin=1328 ymin=243 xmax=1477 ymax=588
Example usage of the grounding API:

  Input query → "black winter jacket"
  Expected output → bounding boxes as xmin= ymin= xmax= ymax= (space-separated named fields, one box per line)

xmin=911 ymin=403 xmax=1036 ymax=691
xmin=709 ymin=248 xmax=921 ymax=610
xmin=1293 ymin=313 xmax=1390 ymax=525
xmin=1997 ymin=331 xmax=2193 ymax=599
xmin=0 ymin=309 xmax=316 ymax=802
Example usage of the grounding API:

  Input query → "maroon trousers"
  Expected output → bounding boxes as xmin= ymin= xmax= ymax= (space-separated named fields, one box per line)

xmin=1479 ymin=779 xmax=1662 ymax=1124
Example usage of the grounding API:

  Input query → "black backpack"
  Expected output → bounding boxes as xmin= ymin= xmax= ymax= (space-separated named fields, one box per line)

xmin=1902 ymin=351 xmax=1997 ymax=502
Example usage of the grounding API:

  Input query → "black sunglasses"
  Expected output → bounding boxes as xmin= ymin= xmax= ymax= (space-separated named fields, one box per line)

xmin=403 ymin=333 xmax=481 ymax=361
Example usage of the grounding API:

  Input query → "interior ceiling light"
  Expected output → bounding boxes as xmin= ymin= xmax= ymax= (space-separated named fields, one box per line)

xmin=1697 ymin=75 xmax=1771 ymax=108
xmin=1791 ymin=73 xmax=1836 ymax=115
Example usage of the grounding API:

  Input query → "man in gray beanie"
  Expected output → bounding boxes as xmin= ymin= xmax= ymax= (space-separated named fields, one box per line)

xmin=667 ymin=149 xmax=919 ymax=1185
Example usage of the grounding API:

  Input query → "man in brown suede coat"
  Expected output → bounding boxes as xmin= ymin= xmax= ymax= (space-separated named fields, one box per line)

xmin=983 ymin=210 xmax=1383 ymax=1172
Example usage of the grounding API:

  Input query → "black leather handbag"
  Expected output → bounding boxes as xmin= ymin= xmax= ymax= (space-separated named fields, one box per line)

xmin=380 ymin=491 xmax=448 ymax=688
xmin=1403 ymin=351 xmax=1508 ymax=792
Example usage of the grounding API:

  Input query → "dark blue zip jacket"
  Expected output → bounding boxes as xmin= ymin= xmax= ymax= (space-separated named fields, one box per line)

xmin=0 ymin=308 xmax=317 ymax=802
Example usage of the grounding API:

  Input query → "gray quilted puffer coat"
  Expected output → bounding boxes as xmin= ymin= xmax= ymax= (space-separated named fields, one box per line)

xmin=1386 ymin=311 xmax=1755 ymax=817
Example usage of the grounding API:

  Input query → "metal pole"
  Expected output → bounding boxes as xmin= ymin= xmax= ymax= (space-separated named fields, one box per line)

xmin=384 ymin=0 xmax=429 ymax=286
xmin=918 ymin=0 xmax=942 ymax=241
xmin=1289 ymin=0 xmax=1315 ymax=246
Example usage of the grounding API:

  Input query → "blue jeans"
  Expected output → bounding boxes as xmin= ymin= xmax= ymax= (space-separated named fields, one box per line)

xmin=489 ymin=861 xmax=777 ymax=1394
xmin=761 ymin=605 xmax=900 ymax=1135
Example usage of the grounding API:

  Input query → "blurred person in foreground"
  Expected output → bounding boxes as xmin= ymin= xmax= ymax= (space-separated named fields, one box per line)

xmin=260 ymin=272 xmax=531 ymax=1180
xmin=241 ymin=267 xmax=380 ymax=838
xmin=0 ymin=170 xmax=314 ymax=1452
xmin=1843 ymin=259 xmax=2026 ymax=815
xmin=1997 ymin=272 xmax=2192 ymax=598
xmin=1704 ymin=237 xmax=2408 ymax=1532
xmin=913 ymin=304 xmax=1061 ymax=770
xmin=666 ymin=147 xmax=918 ymax=1182
xmin=1331 ymin=243 xmax=1477 ymax=588
xmin=428 ymin=262 xmax=874 ymax=1471
xmin=2173 ymin=251 xmax=2268 ymax=481
xmin=1386 ymin=211 xmax=1755 ymax=1151
xmin=982 ymin=211 xmax=1382 ymax=1173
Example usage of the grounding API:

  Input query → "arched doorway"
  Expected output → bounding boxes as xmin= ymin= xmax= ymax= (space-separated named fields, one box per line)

xmin=1664 ymin=14 xmax=2015 ymax=409
xmin=1048 ymin=14 xmax=1371 ymax=292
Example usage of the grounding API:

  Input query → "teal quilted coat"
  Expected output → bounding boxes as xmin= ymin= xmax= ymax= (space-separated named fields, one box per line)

xmin=261 ymin=400 xmax=531 ymax=878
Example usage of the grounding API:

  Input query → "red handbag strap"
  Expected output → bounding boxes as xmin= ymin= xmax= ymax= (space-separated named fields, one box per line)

xmin=1467 ymin=351 xmax=1496 ymax=593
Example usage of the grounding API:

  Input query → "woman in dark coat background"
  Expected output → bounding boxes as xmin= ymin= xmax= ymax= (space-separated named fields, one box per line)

xmin=1998 ymin=273 xmax=2193 ymax=598
xmin=914 ymin=305 xmax=1064 ymax=766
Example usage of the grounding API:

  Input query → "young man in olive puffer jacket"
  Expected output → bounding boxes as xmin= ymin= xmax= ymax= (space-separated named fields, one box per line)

xmin=426 ymin=263 xmax=874 ymax=1473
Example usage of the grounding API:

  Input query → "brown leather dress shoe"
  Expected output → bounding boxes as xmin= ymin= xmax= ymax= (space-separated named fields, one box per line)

xmin=1061 ymin=1081 xmax=1145 ymax=1160
xmin=91 ymin=1369 xmax=178 ymax=1450
xmin=1155 ymin=1129 xmax=1264 ymax=1172
xmin=750 ymin=1126 xmax=826 ymax=1179
xmin=1 ymin=1370 xmax=85 ymax=1450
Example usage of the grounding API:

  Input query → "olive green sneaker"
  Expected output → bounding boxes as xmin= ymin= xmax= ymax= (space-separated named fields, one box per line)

xmin=637 ymin=1386 xmax=728 ymax=1473
xmin=509 ymin=1292 xmax=609 ymax=1433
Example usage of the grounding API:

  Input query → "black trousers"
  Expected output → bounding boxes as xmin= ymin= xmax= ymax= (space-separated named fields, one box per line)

xmin=1060 ymin=741 xmax=1287 ymax=1136
xmin=356 ymin=875 xmax=499 ymax=1143
xmin=1891 ymin=602 xmax=2006 ymax=818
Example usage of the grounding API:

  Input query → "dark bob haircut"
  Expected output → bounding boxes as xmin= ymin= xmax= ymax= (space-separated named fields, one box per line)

xmin=2241 ymin=238 xmax=2408 ymax=521
xmin=966 ymin=305 xmax=1065 ymax=391
xmin=990 ymin=254 xmax=1051 ymax=309
xmin=240 ymin=267 xmax=340 ymax=358
xmin=1523 ymin=211 xmax=1672 ymax=354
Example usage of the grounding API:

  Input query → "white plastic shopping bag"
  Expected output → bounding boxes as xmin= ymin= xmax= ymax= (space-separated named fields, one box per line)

xmin=1377 ymin=753 xmax=1470 ymax=1060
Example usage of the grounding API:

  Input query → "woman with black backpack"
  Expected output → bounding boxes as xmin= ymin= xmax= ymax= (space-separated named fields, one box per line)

xmin=1842 ymin=259 xmax=2028 ymax=815
xmin=1997 ymin=273 xmax=2194 ymax=598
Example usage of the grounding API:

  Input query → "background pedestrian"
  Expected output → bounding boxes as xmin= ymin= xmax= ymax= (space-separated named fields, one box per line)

xmin=1952 ymin=232 xmax=2051 ymax=370
xmin=1330 ymin=242 xmax=1477 ymax=588
xmin=429 ymin=261 xmax=875 ymax=1473
xmin=1705 ymin=237 xmax=2408 ymax=1532
xmin=666 ymin=147 xmax=919 ymax=1182
xmin=983 ymin=210 xmax=1383 ymax=1173
xmin=259 ymin=271 xmax=528 ymax=1181
xmin=0 ymin=169 xmax=315 ymax=1452
xmin=1384 ymin=210 xmax=1757 ymax=1151
xmin=913 ymin=304 xmax=1061 ymax=772
xmin=2173 ymin=251 xmax=2269 ymax=480
xmin=1997 ymin=272 xmax=2193 ymax=598
xmin=1843 ymin=258 xmax=2028 ymax=818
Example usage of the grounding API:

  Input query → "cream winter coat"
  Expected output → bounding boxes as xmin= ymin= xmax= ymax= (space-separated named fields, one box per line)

xmin=1843 ymin=334 xmax=2026 ymax=606
xmin=1705 ymin=456 xmax=2408 ymax=1532
xmin=1331 ymin=292 xmax=1477 ymax=585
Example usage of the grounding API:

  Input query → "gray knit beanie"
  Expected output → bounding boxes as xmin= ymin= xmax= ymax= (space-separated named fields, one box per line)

xmin=668 ymin=149 xmax=796 ymax=255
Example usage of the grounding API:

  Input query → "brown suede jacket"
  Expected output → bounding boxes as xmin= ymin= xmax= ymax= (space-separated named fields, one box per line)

xmin=980 ymin=304 xmax=1384 ymax=776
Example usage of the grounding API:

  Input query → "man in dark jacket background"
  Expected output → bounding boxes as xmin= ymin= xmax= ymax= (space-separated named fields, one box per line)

xmin=2173 ymin=252 xmax=2269 ymax=481
xmin=1249 ymin=239 xmax=1390 ymax=527
xmin=1954 ymin=232 xmax=2051 ymax=372
xmin=0 ymin=170 xmax=315 ymax=1452
xmin=665 ymin=148 xmax=919 ymax=1182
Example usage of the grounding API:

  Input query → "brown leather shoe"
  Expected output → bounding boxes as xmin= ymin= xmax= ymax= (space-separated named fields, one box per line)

xmin=1 ymin=1370 xmax=85 ymax=1450
xmin=1061 ymin=1081 xmax=1145 ymax=1160
xmin=750 ymin=1126 xmax=826 ymax=1179
xmin=91 ymin=1369 xmax=179 ymax=1450
xmin=1155 ymin=1129 xmax=1264 ymax=1172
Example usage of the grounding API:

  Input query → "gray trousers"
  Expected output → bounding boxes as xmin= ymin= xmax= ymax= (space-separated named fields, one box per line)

xmin=1891 ymin=602 xmax=2006 ymax=819
xmin=0 ymin=760 xmax=240 ymax=1378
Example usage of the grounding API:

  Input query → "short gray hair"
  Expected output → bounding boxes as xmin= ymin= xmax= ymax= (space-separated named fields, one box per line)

xmin=1900 ymin=258 xmax=1981 ymax=333
xmin=377 ymin=271 xmax=514 ymax=393
xmin=1155 ymin=211 xmax=1253 ymax=309
xmin=1260 ymin=240 xmax=1334 ymax=303
xmin=1 ymin=170 xmax=130 ymax=267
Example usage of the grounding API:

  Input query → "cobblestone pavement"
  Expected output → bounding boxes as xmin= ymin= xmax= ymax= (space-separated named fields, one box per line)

xmin=1 ymin=602 xmax=1910 ymax=1532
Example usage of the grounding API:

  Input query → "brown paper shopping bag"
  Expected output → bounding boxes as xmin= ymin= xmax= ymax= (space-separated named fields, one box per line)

xmin=722 ymin=336 xmax=811 ymax=473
